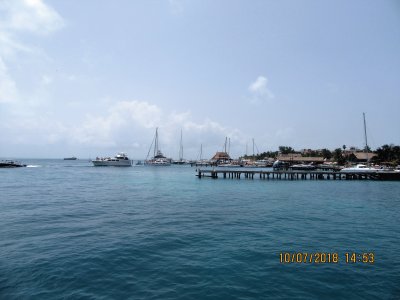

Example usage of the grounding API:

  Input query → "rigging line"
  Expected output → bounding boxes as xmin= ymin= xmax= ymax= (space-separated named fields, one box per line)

xmin=145 ymin=130 xmax=156 ymax=160
xmin=196 ymin=144 xmax=203 ymax=161
xmin=255 ymin=142 xmax=260 ymax=155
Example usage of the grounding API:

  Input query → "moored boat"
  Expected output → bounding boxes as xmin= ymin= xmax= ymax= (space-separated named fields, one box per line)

xmin=92 ymin=153 xmax=132 ymax=167
xmin=171 ymin=129 xmax=189 ymax=165
xmin=340 ymin=164 xmax=376 ymax=173
xmin=290 ymin=163 xmax=317 ymax=171
xmin=340 ymin=113 xmax=376 ymax=174
xmin=64 ymin=156 xmax=77 ymax=160
xmin=145 ymin=128 xmax=171 ymax=166
xmin=0 ymin=160 xmax=26 ymax=168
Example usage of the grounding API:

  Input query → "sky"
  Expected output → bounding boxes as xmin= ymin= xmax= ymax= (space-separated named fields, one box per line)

xmin=0 ymin=0 xmax=399 ymax=159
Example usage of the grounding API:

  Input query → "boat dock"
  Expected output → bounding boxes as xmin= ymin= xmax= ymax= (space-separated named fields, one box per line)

xmin=196 ymin=169 xmax=400 ymax=181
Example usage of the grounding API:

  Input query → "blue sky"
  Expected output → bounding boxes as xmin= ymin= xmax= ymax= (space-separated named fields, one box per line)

xmin=0 ymin=0 xmax=399 ymax=159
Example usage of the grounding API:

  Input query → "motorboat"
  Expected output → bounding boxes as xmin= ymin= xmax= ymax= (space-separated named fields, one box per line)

xmin=290 ymin=163 xmax=317 ymax=171
xmin=0 ymin=160 xmax=26 ymax=168
xmin=92 ymin=153 xmax=132 ymax=167
xmin=340 ymin=164 xmax=376 ymax=173
xmin=64 ymin=156 xmax=77 ymax=160
xmin=272 ymin=160 xmax=289 ymax=169
xmin=218 ymin=162 xmax=242 ymax=168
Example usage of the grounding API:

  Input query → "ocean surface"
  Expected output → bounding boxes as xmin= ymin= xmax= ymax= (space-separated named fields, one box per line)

xmin=1 ymin=159 xmax=399 ymax=299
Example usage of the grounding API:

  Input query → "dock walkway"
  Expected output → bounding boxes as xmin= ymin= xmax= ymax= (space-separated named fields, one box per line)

xmin=196 ymin=169 xmax=400 ymax=181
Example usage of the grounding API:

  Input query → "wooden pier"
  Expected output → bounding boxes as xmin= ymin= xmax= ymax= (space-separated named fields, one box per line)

xmin=196 ymin=169 xmax=400 ymax=181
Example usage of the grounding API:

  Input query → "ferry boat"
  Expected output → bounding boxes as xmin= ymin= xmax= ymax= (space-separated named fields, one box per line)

xmin=92 ymin=153 xmax=132 ymax=167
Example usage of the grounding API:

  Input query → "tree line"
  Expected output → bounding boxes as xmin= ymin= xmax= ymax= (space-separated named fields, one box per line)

xmin=241 ymin=144 xmax=400 ymax=165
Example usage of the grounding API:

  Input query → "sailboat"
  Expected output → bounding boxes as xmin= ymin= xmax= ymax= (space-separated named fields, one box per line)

xmin=172 ymin=129 xmax=188 ymax=165
xmin=341 ymin=113 xmax=376 ymax=173
xmin=145 ymin=128 xmax=171 ymax=166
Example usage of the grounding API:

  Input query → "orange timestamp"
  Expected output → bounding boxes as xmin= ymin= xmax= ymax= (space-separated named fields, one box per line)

xmin=279 ymin=252 xmax=375 ymax=264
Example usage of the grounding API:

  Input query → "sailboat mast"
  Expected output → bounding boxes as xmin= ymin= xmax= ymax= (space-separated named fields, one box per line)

xmin=252 ymin=138 xmax=255 ymax=159
xmin=179 ymin=129 xmax=183 ymax=161
xmin=200 ymin=144 xmax=203 ymax=161
xmin=224 ymin=137 xmax=227 ymax=153
xmin=154 ymin=127 xmax=159 ymax=158
xmin=363 ymin=113 xmax=369 ymax=164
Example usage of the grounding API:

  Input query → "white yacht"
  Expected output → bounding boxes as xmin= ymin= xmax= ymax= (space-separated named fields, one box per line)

xmin=340 ymin=164 xmax=376 ymax=173
xmin=92 ymin=153 xmax=132 ymax=167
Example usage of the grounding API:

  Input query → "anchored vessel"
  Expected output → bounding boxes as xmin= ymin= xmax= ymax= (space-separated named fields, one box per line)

xmin=0 ymin=160 xmax=26 ymax=168
xmin=145 ymin=128 xmax=171 ymax=166
xmin=341 ymin=113 xmax=376 ymax=173
xmin=340 ymin=164 xmax=376 ymax=174
xmin=92 ymin=153 xmax=132 ymax=167
xmin=64 ymin=157 xmax=77 ymax=160
xmin=172 ymin=129 xmax=189 ymax=165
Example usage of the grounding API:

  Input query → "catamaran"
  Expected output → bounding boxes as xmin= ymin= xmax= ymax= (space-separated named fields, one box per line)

xmin=145 ymin=128 xmax=171 ymax=166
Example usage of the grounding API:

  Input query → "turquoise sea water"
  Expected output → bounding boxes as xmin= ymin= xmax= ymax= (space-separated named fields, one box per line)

xmin=1 ymin=159 xmax=399 ymax=299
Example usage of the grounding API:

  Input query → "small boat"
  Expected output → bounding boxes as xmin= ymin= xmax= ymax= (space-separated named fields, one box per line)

xmin=92 ymin=153 xmax=132 ymax=167
xmin=340 ymin=164 xmax=377 ymax=173
xmin=218 ymin=163 xmax=242 ymax=168
xmin=272 ymin=160 xmax=289 ymax=169
xmin=0 ymin=160 xmax=26 ymax=168
xmin=64 ymin=156 xmax=77 ymax=160
xmin=290 ymin=163 xmax=317 ymax=171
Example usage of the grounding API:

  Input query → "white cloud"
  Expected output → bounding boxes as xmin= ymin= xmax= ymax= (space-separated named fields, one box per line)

xmin=70 ymin=101 xmax=163 ymax=147
xmin=0 ymin=31 xmax=32 ymax=58
xmin=1 ymin=99 xmax=246 ymax=158
xmin=248 ymin=75 xmax=274 ymax=104
xmin=1 ymin=0 xmax=64 ymax=35
xmin=72 ymin=100 xmax=239 ymax=151
xmin=0 ymin=0 xmax=64 ymax=105
xmin=112 ymin=100 xmax=162 ymax=129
